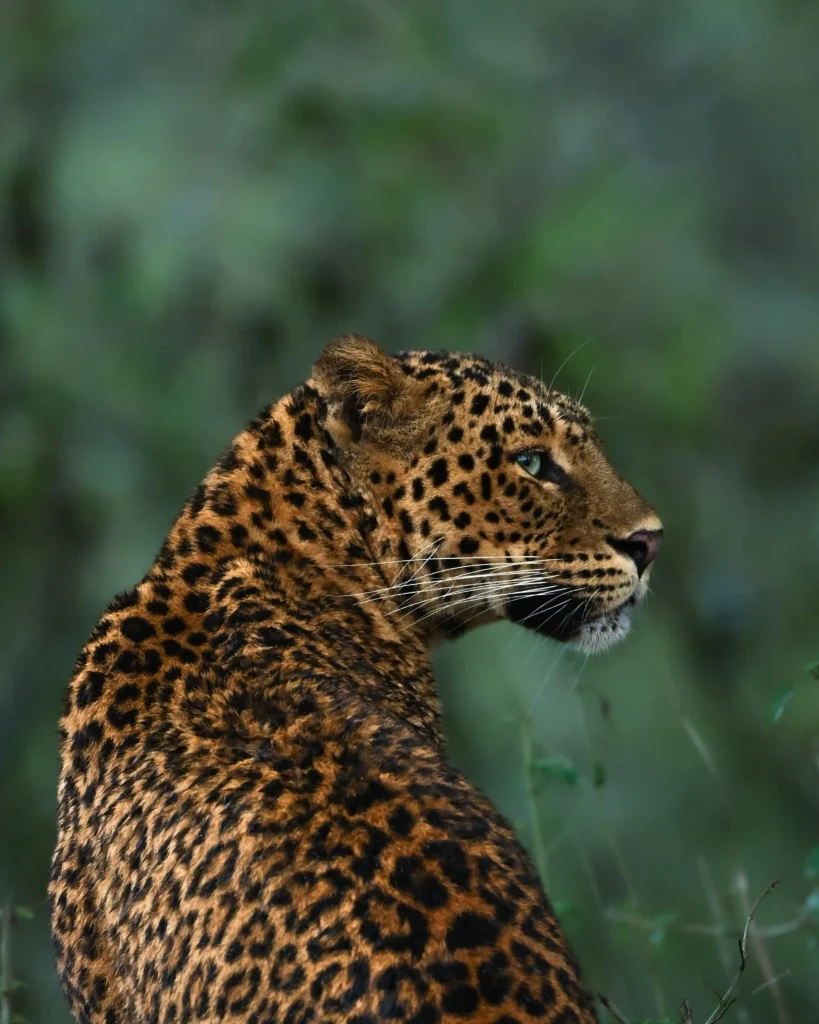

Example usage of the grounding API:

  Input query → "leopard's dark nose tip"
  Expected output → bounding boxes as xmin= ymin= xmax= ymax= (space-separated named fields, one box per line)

xmin=609 ymin=529 xmax=663 ymax=577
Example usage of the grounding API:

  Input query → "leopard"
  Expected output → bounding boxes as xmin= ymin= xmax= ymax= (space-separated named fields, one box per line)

xmin=50 ymin=335 xmax=662 ymax=1024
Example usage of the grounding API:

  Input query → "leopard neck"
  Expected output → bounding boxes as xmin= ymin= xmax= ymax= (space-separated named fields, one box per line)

xmin=145 ymin=384 xmax=442 ymax=741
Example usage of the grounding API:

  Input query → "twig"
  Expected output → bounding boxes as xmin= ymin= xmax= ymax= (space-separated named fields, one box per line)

xmin=604 ymin=905 xmax=808 ymax=941
xmin=733 ymin=870 xmax=790 ymax=1024
xmin=699 ymin=858 xmax=751 ymax=1024
xmin=702 ymin=879 xmax=780 ymax=1024
xmin=751 ymin=970 xmax=792 ymax=997
xmin=599 ymin=994 xmax=631 ymax=1023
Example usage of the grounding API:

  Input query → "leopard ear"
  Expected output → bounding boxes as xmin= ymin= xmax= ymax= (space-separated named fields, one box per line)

xmin=312 ymin=335 xmax=426 ymax=452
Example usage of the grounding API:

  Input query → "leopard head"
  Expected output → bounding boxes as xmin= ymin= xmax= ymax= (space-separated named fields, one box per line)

xmin=313 ymin=336 xmax=662 ymax=653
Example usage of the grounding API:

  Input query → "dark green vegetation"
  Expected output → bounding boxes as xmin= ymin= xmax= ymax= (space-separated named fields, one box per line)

xmin=1 ymin=2 xmax=818 ymax=1021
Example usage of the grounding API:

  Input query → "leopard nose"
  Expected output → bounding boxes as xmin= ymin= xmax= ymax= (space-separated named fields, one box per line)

xmin=609 ymin=529 xmax=663 ymax=577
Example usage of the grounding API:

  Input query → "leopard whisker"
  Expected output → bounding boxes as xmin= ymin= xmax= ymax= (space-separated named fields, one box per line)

xmin=546 ymin=336 xmax=596 ymax=396
xmin=522 ymin=644 xmax=569 ymax=723
xmin=350 ymin=572 xmax=559 ymax=605
xmin=390 ymin=578 xmax=566 ymax=621
xmin=408 ymin=584 xmax=573 ymax=631
xmin=514 ymin=594 xmax=578 ymax=631
xmin=395 ymin=538 xmax=445 ymax=589
xmin=324 ymin=554 xmax=562 ymax=569
xmin=348 ymin=565 xmax=565 ymax=602
xmin=442 ymin=591 xmax=579 ymax=641
xmin=567 ymin=651 xmax=592 ymax=696
xmin=577 ymin=358 xmax=603 ymax=407
xmin=393 ymin=572 xmax=590 ymax=614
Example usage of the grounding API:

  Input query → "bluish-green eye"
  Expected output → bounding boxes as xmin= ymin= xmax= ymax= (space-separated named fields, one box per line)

xmin=514 ymin=450 xmax=570 ymax=487
xmin=516 ymin=452 xmax=542 ymax=477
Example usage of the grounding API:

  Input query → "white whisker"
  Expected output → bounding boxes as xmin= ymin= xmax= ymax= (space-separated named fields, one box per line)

xmin=568 ymin=651 xmax=591 ymax=696
xmin=391 ymin=579 xmax=567 ymax=621
xmin=351 ymin=572 xmax=562 ymax=606
xmin=410 ymin=585 xmax=571 ymax=631
xmin=547 ymin=337 xmax=596 ymax=396
xmin=323 ymin=554 xmax=562 ymax=569
xmin=523 ymin=646 xmax=569 ymax=723
xmin=578 ymin=358 xmax=602 ymax=406
xmin=515 ymin=595 xmax=577 ymax=630
xmin=347 ymin=564 xmax=566 ymax=601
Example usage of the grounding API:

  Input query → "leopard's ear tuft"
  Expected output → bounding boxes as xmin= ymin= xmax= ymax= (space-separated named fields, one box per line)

xmin=312 ymin=335 xmax=427 ymax=452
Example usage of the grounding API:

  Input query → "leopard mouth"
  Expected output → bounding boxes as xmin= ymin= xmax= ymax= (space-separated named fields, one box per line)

xmin=507 ymin=589 xmax=640 ymax=652
xmin=507 ymin=587 xmax=595 ymax=643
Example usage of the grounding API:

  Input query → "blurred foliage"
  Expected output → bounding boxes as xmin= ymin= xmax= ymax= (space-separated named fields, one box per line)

xmin=1 ymin=0 xmax=819 ymax=1021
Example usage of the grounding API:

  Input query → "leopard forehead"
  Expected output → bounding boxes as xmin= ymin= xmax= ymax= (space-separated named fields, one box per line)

xmin=394 ymin=349 xmax=596 ymax=445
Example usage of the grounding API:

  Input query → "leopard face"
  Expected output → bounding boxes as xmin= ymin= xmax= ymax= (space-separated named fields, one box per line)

xmin=314 ymin=339 xmax=662 ymax=654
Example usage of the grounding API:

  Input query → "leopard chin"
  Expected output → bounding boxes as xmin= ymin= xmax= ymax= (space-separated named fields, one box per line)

xmin=568 ymin=602 xmax=634 ymax=654
xmin=568 ymin=580 xmax=650 ymax=654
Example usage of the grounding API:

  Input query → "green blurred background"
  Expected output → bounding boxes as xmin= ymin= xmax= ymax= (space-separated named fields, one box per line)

xmin=2 ymin=2 xmax=818 ymax=1021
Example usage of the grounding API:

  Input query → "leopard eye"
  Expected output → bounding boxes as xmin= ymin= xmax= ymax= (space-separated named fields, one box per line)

xmin=514 ymin=450 xmax=570 ymax=488
xmin=515 ymin=452 xmax=542 ymax=478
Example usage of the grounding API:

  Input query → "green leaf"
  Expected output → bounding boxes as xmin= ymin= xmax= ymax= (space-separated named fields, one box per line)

xmin=552 ymin=899 xmax=576 ymax=916
xmin=14 ymin=905 xmax=35 ymax=920
xmin=805 ymin=847 xmax=819 ymax=880
xmin=804 ymin=661 xmax=819 ymax=681
xmin=806 ymin=889 xmax=819 ymax=923
xmin=529 ymin=755 xmax=580 ymax=786
xmin=648 ymin=912 xmax=678 ymax=948
xmin=770 ymin=685 xmax=795 ymax=724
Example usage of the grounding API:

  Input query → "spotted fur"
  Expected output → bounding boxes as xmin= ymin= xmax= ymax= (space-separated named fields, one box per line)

xmin=50 ymin=337 xmax=662 ymax=1024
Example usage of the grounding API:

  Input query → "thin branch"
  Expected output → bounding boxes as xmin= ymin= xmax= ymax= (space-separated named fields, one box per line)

xmin=599 ymin=994 xmax=631 ymax=1023
xmin=698 ymin=858 xmax=751 ymax=1024
xmin=733 ymin=870 xmax=790 ymax=1024
xmin=751 ymin=970 xmax=792 ymax=997
xmin=702 ymin=879 xmax=780 ymax=1024
xmin=604 ymin=904 xmax=808 ymax=942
